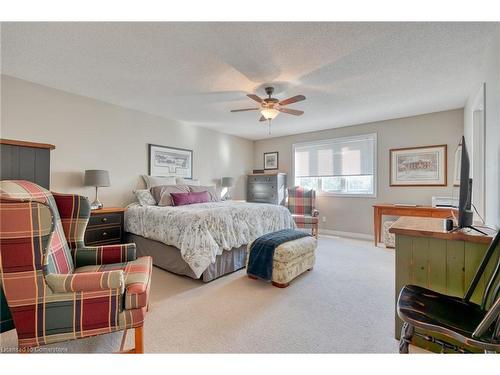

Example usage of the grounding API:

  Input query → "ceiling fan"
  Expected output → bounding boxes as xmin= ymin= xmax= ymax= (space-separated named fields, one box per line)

xmin=230 ymin=86 xmax=306 ymax=134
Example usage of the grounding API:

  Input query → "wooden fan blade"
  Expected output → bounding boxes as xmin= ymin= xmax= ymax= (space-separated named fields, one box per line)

xmin=279 ymin=95 xmax=306 ymax=106
xmin=259 ymin=115 xmax=267 ymax=122
xmin=279 ymin=107 xmax=304 ymax=116
xmin=247 ymin=94 xmax=263 ymax=103
xmin=230 ymin=108 xmax=259 ymax=112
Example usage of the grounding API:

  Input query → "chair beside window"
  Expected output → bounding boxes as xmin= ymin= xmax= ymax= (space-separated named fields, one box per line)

xmin=286 ymin=186 xmax=319 ymax=238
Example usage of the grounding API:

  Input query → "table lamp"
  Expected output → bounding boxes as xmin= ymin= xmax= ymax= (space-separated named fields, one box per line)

xmin=84 ymin=169 xmax=110 ymax=210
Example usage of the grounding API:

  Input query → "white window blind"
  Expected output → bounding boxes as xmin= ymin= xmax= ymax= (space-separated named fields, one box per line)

xmin=293 ymin=133 xmax=377 ymax=196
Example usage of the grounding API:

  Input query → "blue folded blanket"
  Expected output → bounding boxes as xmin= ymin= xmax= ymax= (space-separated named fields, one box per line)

xmin=247 ymin=229 xmax=310 ymax=281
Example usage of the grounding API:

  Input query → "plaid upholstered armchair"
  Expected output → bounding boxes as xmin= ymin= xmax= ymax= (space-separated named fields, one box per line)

xmin=0 ymin=180 xmax=152 ymax=353
xmin=286 ymin=186 xmax=319 ymax=238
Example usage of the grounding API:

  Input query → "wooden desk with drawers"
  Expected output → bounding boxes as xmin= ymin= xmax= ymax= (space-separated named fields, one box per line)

xmin=373 ymin=204 xmax=455 ymax=246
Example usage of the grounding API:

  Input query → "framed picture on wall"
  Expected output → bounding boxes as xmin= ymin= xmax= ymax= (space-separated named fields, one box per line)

xmin=148 ymin=144 xmax=193 ymax=178
xmin=264 ymin=151 xmax=279 ymax=170
xmin=389 ymin=144 xmax=447 ymax=186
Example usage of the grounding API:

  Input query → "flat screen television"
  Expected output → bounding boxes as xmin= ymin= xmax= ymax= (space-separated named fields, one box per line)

xmin=455 ymin=136 xmax=486 ymax=235
xmin=457 ymin=136 xmax=473 ymax=228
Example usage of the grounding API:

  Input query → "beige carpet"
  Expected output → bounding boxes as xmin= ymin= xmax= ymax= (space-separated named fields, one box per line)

xmin=1 ymin=236 xmax=404 ymax=353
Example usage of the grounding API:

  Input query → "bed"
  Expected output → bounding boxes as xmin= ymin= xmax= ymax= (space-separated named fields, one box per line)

xmin=124 ymin=200 xmax=295 ymax=281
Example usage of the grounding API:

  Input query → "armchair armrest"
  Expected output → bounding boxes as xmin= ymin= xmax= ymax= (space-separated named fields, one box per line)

xmin=473 ymin=298 xmax=500 ymax=339
xmin=45 ymin=270 xmax=124 ymax=293
xmin=73 ymin=243 xmax=137 ymax=267
xmin=312 ymin=209 xmax=319 ymax=217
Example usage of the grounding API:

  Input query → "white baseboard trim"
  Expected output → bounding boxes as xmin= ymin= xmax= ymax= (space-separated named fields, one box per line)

xmin=319 ymin=229 xmax=372 ymax=241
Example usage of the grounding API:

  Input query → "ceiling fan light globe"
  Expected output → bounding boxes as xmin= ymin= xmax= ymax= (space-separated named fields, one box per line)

xmin=260 ymin=107 xmax=279 ymax=120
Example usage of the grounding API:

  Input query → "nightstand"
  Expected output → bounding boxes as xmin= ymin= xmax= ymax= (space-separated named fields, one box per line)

xmin=84 ymin=207 xmax=126 ymax=246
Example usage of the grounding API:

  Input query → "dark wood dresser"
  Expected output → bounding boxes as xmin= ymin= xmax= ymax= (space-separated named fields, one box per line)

xmin=247 ymin=173 xmax=287 ymax=205
xmin=84 ymin=207 xmax=126 ymax=246
xmin=0 ymin=138 xmax=54 ymax=188
xmin=0 ymin=138 xmax=55 ymax=333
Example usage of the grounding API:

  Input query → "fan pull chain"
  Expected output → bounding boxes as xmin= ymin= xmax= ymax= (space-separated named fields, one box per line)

xmin=268 ymin=119 xmax=271 ymax=135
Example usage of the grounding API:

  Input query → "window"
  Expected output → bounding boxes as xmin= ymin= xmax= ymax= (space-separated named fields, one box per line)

xmin=293 ymin=133 xmax=377 ymax=197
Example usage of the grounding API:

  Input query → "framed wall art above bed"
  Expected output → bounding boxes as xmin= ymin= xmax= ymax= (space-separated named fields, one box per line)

xmin=148 ymin=143 xmax=193 ymax=178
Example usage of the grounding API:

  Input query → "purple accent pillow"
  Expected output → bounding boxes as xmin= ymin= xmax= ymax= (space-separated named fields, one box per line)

xmin=170 ymin=191 xmax=210 ymax=206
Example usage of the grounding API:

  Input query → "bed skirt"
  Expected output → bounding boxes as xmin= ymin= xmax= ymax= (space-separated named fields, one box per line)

xmin=125 ymin=233 xmax=247 ymax=282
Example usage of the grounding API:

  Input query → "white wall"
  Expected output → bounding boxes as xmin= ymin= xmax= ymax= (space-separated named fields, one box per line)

xmin=0 ymin=74 xmax=481 ymax=235
xmin=1 ymin=75 xmax=254 ymax=206
xmin=254 ymin=109 xmax=464 ymax=235
xmin=464 ymin=28 xmax=500 ymax=228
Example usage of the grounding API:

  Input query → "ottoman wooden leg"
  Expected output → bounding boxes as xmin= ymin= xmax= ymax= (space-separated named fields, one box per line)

xmin=248 ymin=275 xmax=258 ymax=280
xmin=272 ymin=281 xmax=289 ymax=288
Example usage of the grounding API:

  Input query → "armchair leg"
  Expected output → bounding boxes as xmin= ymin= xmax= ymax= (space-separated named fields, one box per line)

xmin=134 ymin=326 xmax=144 ymax=354
xmin=119 ymin=329 xmax=128 ymax=352
xmin=115 ymin=326 xmax=144 ymax=354
xmin=399 ymin=322 xmax=414 ymax=354
xmin=312 ymin=224 xmax=318 ymax=238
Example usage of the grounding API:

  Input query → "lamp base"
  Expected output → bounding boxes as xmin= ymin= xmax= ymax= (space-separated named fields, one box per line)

xmin=90 ymin=199 xmax=103 ymax=210
xmin=90 ymin=186 xmax=104 ymax=210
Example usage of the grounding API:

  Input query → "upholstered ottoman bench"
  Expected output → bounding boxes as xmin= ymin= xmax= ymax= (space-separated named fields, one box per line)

xmin=246 ymin=229 xmax=317 ymax=288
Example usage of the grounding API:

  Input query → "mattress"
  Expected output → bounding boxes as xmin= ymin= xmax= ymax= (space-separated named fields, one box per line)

xmin=125 ymin=201 xmax=294 ymax=278
xmin=126 ymin=233 xmax=247 ymax=282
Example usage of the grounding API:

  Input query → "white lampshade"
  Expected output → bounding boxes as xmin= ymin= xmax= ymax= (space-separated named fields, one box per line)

xmin=260 ymin=107 xmax=279 ymax=120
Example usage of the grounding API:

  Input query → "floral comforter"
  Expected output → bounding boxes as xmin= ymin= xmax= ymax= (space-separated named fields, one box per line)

xmin=124 ymin=201 xmax=295 ymax=278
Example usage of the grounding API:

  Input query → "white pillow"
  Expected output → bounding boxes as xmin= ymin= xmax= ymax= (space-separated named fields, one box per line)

xmin=188 ymin=185 xmax=221 ymax=202
xmin=133 ymin=189 xmax=157 ymax=206
xmin=176 ymin=177 xmax=200 ymax=186
xmin=142 ymin=175 xmax=177 ymax=189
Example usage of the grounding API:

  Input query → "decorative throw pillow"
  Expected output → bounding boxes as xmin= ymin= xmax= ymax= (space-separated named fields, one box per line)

xmin=188 ymin=185 xmax=221 ymax=202
xmin=133 ymin=189 xmax=157 ymax=206
xmin=176 ymin=177 xmax=200 ymax=186
xmin=170 ymin=191 xmax=210 ymax=206
xmin=151 ymin=184 xmax=190 ymax=206
xmin=142 ymin=175 xmax=177 ymax=189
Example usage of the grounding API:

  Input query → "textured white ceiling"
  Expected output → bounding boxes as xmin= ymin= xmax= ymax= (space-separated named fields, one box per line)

xmin=1 ymin=22 xmax=498 ymax=140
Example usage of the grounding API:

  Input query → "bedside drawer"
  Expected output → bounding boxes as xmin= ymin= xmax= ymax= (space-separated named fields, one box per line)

xmin=85 ymin=226 xmax=122 ymax=245
xmin=88 ymin=213 xmax=122 ymax=227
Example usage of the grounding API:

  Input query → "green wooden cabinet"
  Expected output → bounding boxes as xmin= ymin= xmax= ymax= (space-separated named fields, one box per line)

xmin=394 ymin=234 xmax=498 ymax=353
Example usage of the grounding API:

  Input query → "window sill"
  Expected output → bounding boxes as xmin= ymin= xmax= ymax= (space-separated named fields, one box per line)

xmin=316 ymin=192 xmax=377 ymax=198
